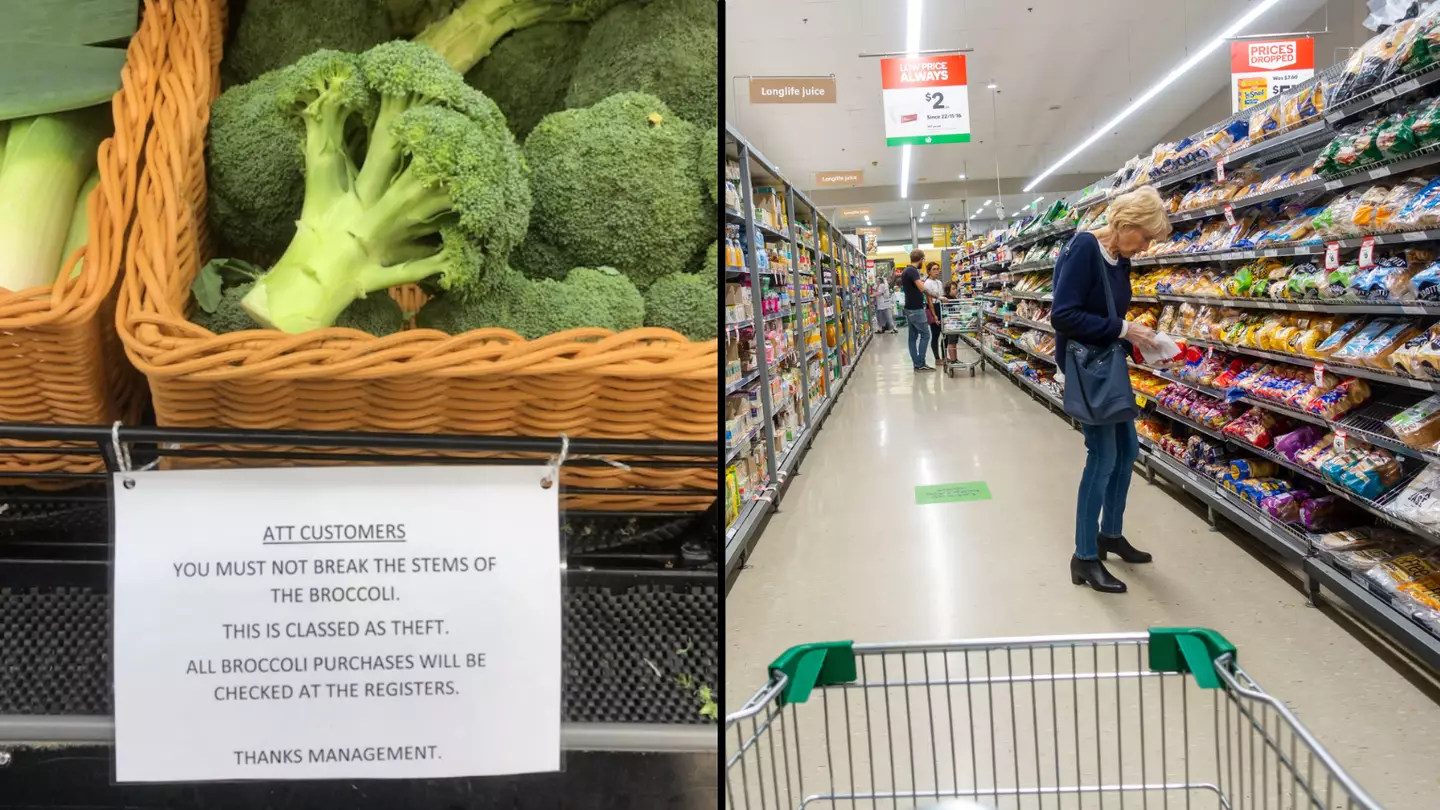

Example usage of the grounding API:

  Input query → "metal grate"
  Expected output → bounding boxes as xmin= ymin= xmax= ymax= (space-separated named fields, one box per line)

xmin=0 ymin=578 xmax=719 ymax=725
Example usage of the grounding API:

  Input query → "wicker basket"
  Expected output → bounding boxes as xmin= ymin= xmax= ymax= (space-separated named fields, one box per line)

xmin=113 ymin=0 xmax=717 ymax=510
xmin=0 ymin=8 xmax=153 ymax=477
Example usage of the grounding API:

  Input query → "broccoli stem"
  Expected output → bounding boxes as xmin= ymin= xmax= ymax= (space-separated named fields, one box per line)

xmin=353 ymin=95 xmax=410 ymax=206
xmin=240 ymin=225 xmax=375 ymax=332
xmin=415 ymin=0 xmax=580 ymax=73
xmin=240 ymin=167 xmax=451 ymax=332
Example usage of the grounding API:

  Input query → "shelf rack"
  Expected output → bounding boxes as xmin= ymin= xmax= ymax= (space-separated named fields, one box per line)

xmin=724 ymin=125 xmax=872 ymax=588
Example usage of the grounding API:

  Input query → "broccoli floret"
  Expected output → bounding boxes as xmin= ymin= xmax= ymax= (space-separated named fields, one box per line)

xmin=222 ymin=0 xmax=395 ymax=87
xmin=415 ymin=0 xmax=631 ymax=72
xmin=525 ymin=92 xmax=707 ymax=290
xmin=465 ymin=21 xmax=590 ymax=139
xmin=699 ymin=126 xmax=717 ymax=203
xmin=207 ymin=70 xmax=309 ymax=264
xmin=566 ymin=0 xmax=717 ymax=127
xmin=190 ymin=282 xmax=262 ymax=334
xmin=415 ymin=266 xmax=527 ymax=332
xmin=418 ymin=265 xmax=641 ymax=338
xmin=643 ymin=271 xmax=713 ymax=340
xmin=334 ymin=293 xmax=407 ymax=335
xmin=227 ymin=42 xmax=530 ymax=334
xmin=694 ymin=241 xmax=716 ymax=282
xmin=510 ymin=231 xmax=575 ymax=281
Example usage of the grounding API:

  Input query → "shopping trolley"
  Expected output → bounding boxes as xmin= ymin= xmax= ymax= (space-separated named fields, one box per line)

xmin=941 ymin=298 xmax=983 ymax=378
xmin=726 ymin=629 xmax=1381 ymax=810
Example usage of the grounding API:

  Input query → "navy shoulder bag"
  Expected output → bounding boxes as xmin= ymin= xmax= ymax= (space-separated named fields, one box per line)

xmin=1060 ymin=250 xmax=1138 ymax=425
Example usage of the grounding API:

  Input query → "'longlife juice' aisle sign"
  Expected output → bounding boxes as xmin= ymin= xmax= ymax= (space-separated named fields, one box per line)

xmin=881 ymin=54 xmax=970 ymax=146
xmin=1231 ymin=38 xmax=1314 ymax=112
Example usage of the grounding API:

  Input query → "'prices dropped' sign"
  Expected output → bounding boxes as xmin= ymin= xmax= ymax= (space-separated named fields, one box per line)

xmin=1231 ymin=38 xmax=1314 ymax=113
xmin=880 ymin=54 xmax=970 ymax=146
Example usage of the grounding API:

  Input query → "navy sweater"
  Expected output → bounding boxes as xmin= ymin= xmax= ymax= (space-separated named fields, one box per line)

xmin=1051 ymin=231 xmax=1131 ymax=364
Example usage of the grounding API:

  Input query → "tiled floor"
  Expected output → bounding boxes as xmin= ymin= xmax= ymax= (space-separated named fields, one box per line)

xmin=726 ymin=333 xmax=1440 ymax=810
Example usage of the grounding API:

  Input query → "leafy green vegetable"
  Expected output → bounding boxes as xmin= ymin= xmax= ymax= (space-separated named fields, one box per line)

xmin=643 ymin=271 xmax=714 ymax=340
xmin=0 ymin=43 xmax=126 ymax=121
xmin=0 ymin=0 xmax=139 ymax=46
xmin=212 ymin=42 xmax=529 ymax=333
xmin=465 ymin=21 xmax=590 ymax=139
xmin=0 ymin=107 xmax=109 ymax=291
xmin=524 ymin=92 xmax=707 ymax=290
xmin=566 ymin=0 xmax=717 ymax=126
xmin=415 ymin=0 xmax=631 ymax=73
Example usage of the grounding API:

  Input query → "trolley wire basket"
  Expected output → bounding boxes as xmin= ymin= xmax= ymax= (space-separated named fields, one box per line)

xmin=941 ymin=299 xmax=984 ymax=378
xmin=726 ymin=629 xmax=1381 ymax=810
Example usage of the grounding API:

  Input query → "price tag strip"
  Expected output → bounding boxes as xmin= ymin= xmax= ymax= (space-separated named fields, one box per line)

xmin=112 ymin=466 xmax=562 ymax=782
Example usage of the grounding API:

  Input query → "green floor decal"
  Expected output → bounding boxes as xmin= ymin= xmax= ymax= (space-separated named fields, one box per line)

xmin=914 ymin=481 xmax=992 ymax=505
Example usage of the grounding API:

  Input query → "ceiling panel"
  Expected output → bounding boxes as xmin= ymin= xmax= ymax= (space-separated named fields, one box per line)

xmin=727 ymin=0 xmax=1330 ymax=199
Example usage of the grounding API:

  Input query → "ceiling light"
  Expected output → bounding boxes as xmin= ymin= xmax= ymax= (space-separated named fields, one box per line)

xmin=1023 ymin=0 xmax=1284 ymax=192
xmin=958 ymin=173 xmax=966 ymax=179
xmin=983 ymin=199 xmax=992 ymax=206
xmin=923 ymin=203 xmax=930 ymax=210
xmin=897 ymin=0 xmax=923 ymax=196
xmin=905 ymin=0 xmax=923 ymax=55
xmin=986 ymin=81 xmax=998 ymax=90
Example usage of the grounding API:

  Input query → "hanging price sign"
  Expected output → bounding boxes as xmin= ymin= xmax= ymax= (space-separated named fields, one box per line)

xmin=1223 ymin=204 xmax=1236 ymax=227
xmin=1216 ymin=160 xmax=1226 ymax=182
xmin=1324 ymin=242 xmax=1340 ymax=270
xmin=1358 ymin=236 xmax=1376 ymax=269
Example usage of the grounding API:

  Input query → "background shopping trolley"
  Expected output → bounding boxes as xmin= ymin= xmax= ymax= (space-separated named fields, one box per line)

xmin=941 ymin=298 xmax=983 ymax=378
xmin=726 ymin=629 xmax=1381 ymax=810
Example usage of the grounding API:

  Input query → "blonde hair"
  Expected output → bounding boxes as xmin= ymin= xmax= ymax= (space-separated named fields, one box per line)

xmin=1106 ymin=186 xmax=1172 ymax=240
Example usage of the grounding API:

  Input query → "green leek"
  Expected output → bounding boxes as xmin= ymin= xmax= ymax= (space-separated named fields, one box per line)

xmin=0 ymin=108 xmax=109 ymax=292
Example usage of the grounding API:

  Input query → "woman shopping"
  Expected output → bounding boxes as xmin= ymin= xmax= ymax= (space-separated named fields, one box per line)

xmin=924 ymin=262 xmax=945 ymax=366
xmin=1050 ymin=186 xmax=1172 ymax=594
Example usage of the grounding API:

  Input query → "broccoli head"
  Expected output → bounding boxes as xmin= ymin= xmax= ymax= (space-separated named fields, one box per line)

xmin=694 ymin=241 xmax=716 ymax=282
xmin=190 ymin=281 xmax=262 ymax=335
xmin=415 ymin=0 xmax=631 ymax=72
xmin=465 ymin=21 xmax=590 ymax=139
xmin=643 ymin=271 xmax=714 ymax=341
xmin=699 ymin=126 xmax=717 ymax=203
xmin=510 ymin=231 xmax=576 ymax=281
xmin=566 ymin=0 xmax=717 ymax=127
xmin=417 ymin=265 xmax=642 ymax=338
xmin=207 ymin=69 xmax=308 ymax=264
xmin=524 ymin=92 xmax=707 ymax=290
xmin=222 ymin=0 xmax=395 ymax=87
xmin=333 ymin=292 xmax=407 ymax=336
xmin=220 ymin=42 xmax=530 ymax=334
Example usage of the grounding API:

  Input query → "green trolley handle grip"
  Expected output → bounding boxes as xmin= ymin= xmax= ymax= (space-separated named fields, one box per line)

xmin=766 ymin=629 xmax=1237 ymax=706
xmin=1148 ymin=627 xmax=1237 ymax=689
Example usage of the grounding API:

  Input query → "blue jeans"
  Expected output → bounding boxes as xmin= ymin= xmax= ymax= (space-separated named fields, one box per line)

xmin=1075 ymin=420 xmax=1139 ymax=559
xmin=904 ymin=308 xmax=929 ymax=368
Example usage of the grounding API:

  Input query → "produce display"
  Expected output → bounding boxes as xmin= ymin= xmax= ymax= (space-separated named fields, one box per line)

xmin=200 ymin=0 xmax=717 ymax=339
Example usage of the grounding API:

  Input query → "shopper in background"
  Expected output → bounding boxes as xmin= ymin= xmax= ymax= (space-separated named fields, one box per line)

xmin=900 ymin=249 xmax=934 ymax=372
xmin=1051 ymin=186 xmax=1172 ymax=595
xmin=943 ymin=279 xmax=961 ymax=362
xmin=924 ymin=262 xmax=945 ymax=366
xmin=875 ymin=276 xmax=896 ymax=333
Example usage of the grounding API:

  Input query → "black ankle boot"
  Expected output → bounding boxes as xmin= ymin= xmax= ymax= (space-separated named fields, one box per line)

xmin=1070 ymin=556 xmax=1127 ymax=593
xmin=1099 ymin=534 xmax=1153 ymax=563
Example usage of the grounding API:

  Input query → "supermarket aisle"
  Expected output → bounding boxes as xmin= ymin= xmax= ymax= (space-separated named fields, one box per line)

xmin=726 ymin=332 xmax=1440 ymax=810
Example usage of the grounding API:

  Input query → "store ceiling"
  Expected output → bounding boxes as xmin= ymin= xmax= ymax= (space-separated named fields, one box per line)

xmin=726 ymin=0 xmax=1332 ymax=226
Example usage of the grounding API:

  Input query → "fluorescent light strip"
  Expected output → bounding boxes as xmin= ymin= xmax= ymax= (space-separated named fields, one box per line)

xmin=898 ymin=0 xmax=923 ymax=197
xmin=1022 ymin=0 xmax=1283 ymax=192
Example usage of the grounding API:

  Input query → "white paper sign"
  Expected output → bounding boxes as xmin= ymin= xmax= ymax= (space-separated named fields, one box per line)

xmin=112 ymin=465 xmax=562 ymax=783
